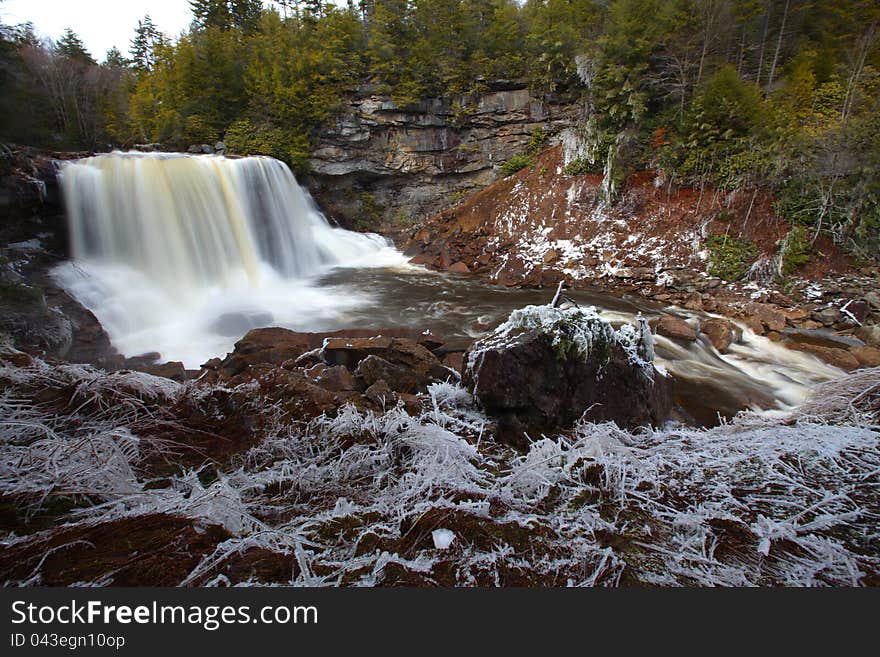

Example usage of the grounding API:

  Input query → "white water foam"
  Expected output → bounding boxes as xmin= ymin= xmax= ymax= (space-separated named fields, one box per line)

xmin=53 ymin=152 xmax=409 ymax=367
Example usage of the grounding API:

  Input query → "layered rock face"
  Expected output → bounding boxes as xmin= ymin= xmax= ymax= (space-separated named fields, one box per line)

xmin=462 ymin=304 xmax=673 ymax=447
xmin=306 ymin=83 xmax=577 ymax=231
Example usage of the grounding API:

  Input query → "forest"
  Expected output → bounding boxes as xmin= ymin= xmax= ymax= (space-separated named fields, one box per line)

xmin=1 ymin=0 xmax=878 ymax=256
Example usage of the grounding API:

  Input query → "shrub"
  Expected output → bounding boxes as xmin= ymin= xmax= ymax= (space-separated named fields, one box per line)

xmin=779 ymin=225 xmax=811 ymax=275
xmin=705 ymin=234 xmax=757 ymax=281
xmin=562 ymin=158 xmax=597 ymax=176
xmin=501 ymin=154 xmax=532 ymax=177
xmin=527 ymin=127 xmax=548 ymax=154
xmin=223 ymin=119 xmax=311 ymax=174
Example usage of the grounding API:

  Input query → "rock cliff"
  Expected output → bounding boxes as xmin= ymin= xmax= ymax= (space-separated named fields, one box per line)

xmin=306 ymin=82 xmax=578 ymax=232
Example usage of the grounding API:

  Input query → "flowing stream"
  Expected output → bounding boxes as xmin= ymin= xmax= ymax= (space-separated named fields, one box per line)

xmin=53 ymin=152 xmax=845 ymax=424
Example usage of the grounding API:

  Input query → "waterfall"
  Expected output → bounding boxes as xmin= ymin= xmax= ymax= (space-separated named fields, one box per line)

xmin=53 ymin=152 xmax=407 ymax=367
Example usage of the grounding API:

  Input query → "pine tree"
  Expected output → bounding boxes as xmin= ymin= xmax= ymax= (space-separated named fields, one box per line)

xmin=190 ymin=0 xmax=233 ymax=31
xmin=231 ymin=0 xmax=264 ymax=32
xmin=130 ymin=15 xmax=163 ymax=73
xmin=104 ymin=46 xmax=127 ymax=68
xmin=56 ymin=28 xmax=95 ymax=65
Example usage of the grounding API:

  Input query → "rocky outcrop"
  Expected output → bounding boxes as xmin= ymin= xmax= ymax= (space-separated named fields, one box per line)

xmin=199 ymin=327 xmax=459 ymax=420
xmin=462 ymin=304 xmax=673 ymax=447
xmin=306 ymin=83 xmax=577 ymax=232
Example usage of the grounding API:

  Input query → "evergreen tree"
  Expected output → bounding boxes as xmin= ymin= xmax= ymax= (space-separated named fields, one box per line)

xmin=231 ymin=0 xmax=264 ymax=31
xmin=56 ymin=28 xmax=95 ymax=65
xmin=104 ymin=46 xmax=127 ymax=68
xmin=190 ymin=0 xmax=233 ymax=31
xmin=130 ymin=15 xmax=163 ymax=73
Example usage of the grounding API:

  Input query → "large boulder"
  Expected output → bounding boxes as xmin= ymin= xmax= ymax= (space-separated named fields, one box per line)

xmin=700 ymin=318 xmax=741 ymax=353
xmin=462 ymin=305 xmax=673 ymax=447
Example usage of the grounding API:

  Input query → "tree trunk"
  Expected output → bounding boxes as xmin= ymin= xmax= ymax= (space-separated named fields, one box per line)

xmin=767 ymin=0 xmax=790 ymax=91
xmin=755 ymin=1 xmax=772 ymax=86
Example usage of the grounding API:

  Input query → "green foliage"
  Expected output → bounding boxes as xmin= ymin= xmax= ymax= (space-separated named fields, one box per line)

xmin=500 ymin=154 xmax=532 ymax=177
xmin=779 ymin=225 xmax=811 ymax=275
xmin=527 ymin=127 xmax=548 ymax=154
xmin=704 ymin=234 xmax=757 ymax=282
xmin=562 ymin=158 xmax=597 ymax=176
xmin=359 ymin=192 xmax=384 ymax=227
xmin=1 ymin=0 xmax=880 ymax=254
xmin=674 ymin=65 xmax=766 ymax=187
xmin=223 ymin=118 xmax=311 ymax=172
xmin=183 ymin=114 xmax=218 ymax=145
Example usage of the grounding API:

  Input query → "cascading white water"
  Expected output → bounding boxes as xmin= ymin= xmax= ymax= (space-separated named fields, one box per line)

xmin=53 ymin=152 xmax=408 ymax=367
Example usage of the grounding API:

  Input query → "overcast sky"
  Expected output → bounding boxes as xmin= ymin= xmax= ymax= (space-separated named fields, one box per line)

xmin=0 ymin=0 xmax=195 ymax=61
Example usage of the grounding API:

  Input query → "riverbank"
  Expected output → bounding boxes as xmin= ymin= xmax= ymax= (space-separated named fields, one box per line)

xmin=404 ymin=146 xmax=880 ymax=372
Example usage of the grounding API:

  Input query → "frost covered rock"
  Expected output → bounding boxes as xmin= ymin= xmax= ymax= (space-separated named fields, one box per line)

xmin=463 ymin=304 xmax=672 ymax=447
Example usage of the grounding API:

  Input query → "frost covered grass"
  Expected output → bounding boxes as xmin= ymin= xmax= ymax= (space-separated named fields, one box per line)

xmin=1 ymin=345 xmax=878 ymax=587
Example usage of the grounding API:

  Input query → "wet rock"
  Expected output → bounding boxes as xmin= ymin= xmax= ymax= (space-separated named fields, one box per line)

xmin=700 ymin=318 xmax=739 ymax=353
xmin=463 ymin=305 xmax=672 ymax=447
xmin=747 ymin=303 xmax=787 ymax=333
xmin=655 ymin=315 xmax=697 ymax=342
xmin=783 ymin=328 xmax=864 ymax=350
xmin=788 ymin=343 xmax=859 ymax=371
xmin=448 ymin=261 xmax=471 ymax=274
xmin=851 ymin=346 xmax=880 ymax=369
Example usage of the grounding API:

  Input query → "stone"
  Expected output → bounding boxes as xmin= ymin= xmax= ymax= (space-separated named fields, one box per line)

xmin=447 ymin=261 xmax=471 ymax=274
xmin=613 ymin=267 xmax=655 ymax=282
xmin=140 ymin=361 xmax=188 ymax=382
xmin=780 ymin=307 xmax=810 ymax=322
xmin=864 ymin=291 xmax=880 ymax=311
xmin=855 ymin=324 xmax=880 ymax=347
xmin=813 ymin=307 xmax=842 ymax=326
xmin=655 ymin=315 xmax=697 ymax=342
xmin=216 ymin=328 xmax=311 ymax=376
xmin=322 ymin=336 xmax=436 ymax=371
xmin=305 ymin=363 xmax=356 ymax=391
xmin=442 ymin=351 xmax=465 ymax=372
xmin=747 ymin=303 xmax=787 ymax=333
xmin=682 ymin=292 xmax=704 ymax=311
xmin=787 ymin=343 xmax=860 ymax=371
xmin=851 ymin=346 xmax=880 ymax=368
xmin=699 ymin=318 xmax=739 ymax=353
xmin=409 ymin=253 xmax=439 ymax=268
xmin=356 ymin=355 xmax=431 ymax=394
xmin=463 ymin=306 xmax=672 ymax=447
xmin=364 ymin=380 xmax=395 ymax=407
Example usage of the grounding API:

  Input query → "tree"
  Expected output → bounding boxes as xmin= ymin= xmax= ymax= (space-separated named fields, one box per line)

xmin=130 ymin=15 xmax=164 ymax=73
xmin=104 ymin=46 xmax=127 ymax=68
xmin=190 ymin=0 xmax=233 ymax=31
xmin=231 ymin=0 xmax=264 ymax=31
xmin=56 ymin=28 xmax=95 ymax=65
